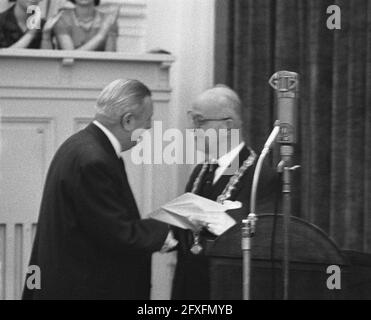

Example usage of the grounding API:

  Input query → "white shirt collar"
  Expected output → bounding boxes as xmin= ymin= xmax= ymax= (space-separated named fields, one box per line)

xmin=213 ymin=142 xmax=245 ymax=183
xmin=217 ymin=142 xmax=245 ymax=168
xmin=93 ymin=120 xmax=122 ymax=158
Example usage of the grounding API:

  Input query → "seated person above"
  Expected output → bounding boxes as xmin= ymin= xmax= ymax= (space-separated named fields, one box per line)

xmin=53 ymin=0 xmax=119 ymax=51
xmin=0 ymin=0 xmax=45 ymax=49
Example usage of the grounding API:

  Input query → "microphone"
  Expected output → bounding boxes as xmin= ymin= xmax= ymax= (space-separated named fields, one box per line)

xmin=269 ymin=71 xmax=299 ymax=145
xmin=268 ymin=71 xmax=300 ymax=300
xmin=243 ymin=72 xmax=300 ymax=300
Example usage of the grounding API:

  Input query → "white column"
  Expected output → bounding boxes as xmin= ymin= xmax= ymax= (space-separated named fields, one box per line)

xmin=100 ymin=0 xmax=147 ymax=53
xmin=146 ymin=0 xmax=216 ymax=299
xmin=146 ymin=0 xmax=216 ymax=194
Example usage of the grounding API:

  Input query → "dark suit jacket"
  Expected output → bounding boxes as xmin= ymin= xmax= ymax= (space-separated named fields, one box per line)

xmin=171 ymin=146 xmax=278 ymax=300
xmin=22 ymin=123 xmax=169 ymax=300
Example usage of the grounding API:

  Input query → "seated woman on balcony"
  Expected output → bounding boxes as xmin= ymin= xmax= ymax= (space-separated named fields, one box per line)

xmin=0 ymin=0 xmax=45 ymax=49
xmin=53 ymin=0 xmax=119 ymax=51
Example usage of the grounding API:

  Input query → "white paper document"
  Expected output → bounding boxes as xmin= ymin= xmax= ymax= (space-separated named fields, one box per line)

xmin=149 ymin=193 xmax=227 ymax=231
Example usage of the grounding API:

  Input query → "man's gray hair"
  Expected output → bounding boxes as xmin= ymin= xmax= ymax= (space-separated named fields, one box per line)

xmin=95 ymin=79 xmax=151 ymax=120
xmin=212 ymin=84 xmax=242 ymax=118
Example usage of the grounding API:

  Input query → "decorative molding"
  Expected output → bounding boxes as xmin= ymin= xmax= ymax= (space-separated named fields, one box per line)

xmin=0 ymin=116 xmax=54 ymax=124
xmin=0 ymin=84 xmax=172 ymax=92
xmin=0 ymin=87 xmax=172 ymax=102
xmin=160 ymin=61 xmax=173 ymax=70
xmin=100 ymin=0 xmax=147 ymax=18
xmin=0 ymin=50 xmax=174 ymax=63
xmin=0 ymin=116 xmax=55 ymax=150
xmin=100 ymin=0 xmax=148 ymax=52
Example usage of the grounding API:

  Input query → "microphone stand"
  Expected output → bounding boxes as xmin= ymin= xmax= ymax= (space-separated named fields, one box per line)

xmin=242 ymin=71 xmax=299 ymax=300
xmin=276 ymin=146 xmax=300 ymax=300
xmin=269 ymin=71 xmax=300 ymax=300
xmin=277 ymin=146 xmax=293 ymax=300
xmin=242 ymin=121 xmax=280 ymax=300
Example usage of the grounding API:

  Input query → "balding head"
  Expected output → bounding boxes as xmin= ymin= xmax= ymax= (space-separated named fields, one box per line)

xmin=94 ymin=79 xmax=154 ymax=152
xmin=95 ymin=79 xmax=151 ymax=123
xmin=189 ymin=85 xmax=244 ymax=159
xmin=192 ymin=85 xmax=243 ymax=129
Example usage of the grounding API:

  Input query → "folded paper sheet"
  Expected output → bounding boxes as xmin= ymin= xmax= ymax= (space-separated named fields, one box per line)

xmin=149 ymin=193 xmax=226 ymax=231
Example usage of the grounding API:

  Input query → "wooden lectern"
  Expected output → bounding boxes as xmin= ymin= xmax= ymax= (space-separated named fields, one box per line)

xmin=205 ymin=214 xmax=371 ymax=300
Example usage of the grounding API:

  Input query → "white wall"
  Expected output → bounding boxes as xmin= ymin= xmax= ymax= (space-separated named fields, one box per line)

xmin=145 ymin=0 xmax=216 ymax=299
xmin=146 ymin=0 xmax=215 ymax=191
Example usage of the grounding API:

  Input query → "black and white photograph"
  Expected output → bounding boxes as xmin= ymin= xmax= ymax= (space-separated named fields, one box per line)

xmin=0 ymin=0 xmax=370 ymax=305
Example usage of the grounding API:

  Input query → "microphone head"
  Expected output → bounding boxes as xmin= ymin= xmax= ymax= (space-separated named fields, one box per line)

xmin=269 ymin=71 xmax=299 ymax=95
xmin=269 ymin=71 xmax=299 ymax=144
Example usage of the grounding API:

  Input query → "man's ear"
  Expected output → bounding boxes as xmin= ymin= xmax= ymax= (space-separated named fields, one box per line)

xmin=121 ymin=113 xmax=136 ymax=131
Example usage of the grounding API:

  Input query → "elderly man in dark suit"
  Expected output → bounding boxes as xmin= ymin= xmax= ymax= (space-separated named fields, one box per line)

xmin=23 ymin=79 xmax=176 ymax=300
xmin=171 ymin=85 xmax=277 ymax=300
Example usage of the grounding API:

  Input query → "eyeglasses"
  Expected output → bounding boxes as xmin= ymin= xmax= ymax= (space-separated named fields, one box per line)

xmin=187 ymin=111 xmax=231 ymax=128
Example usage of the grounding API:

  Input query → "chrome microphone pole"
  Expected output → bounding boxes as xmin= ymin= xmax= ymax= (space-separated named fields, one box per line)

xmin=242 ymin=121 xmax=280 ymax=300
xmin=269 ymin=71 xmax=299 ymax=300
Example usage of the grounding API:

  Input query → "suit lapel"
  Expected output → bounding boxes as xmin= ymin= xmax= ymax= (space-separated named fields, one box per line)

xmin=209 ymin=175 xmax=230 ymax=200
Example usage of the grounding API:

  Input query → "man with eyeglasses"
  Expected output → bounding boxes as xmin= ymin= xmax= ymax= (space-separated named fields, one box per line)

xmin=171 ymin=85 xmax=277 ymax=300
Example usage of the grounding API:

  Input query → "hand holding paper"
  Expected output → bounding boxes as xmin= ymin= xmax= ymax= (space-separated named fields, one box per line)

xmin=149 ymin=193 xmax=226 ymax=231
xmin=149 ymin=193 xmax=239 ymax=236
xmin=190 ymin=200 xmax=240 ymax=236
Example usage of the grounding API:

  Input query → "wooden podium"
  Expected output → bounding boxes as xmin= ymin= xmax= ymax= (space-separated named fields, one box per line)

xmin=205 ymin=214 xmax=371 ymax=300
